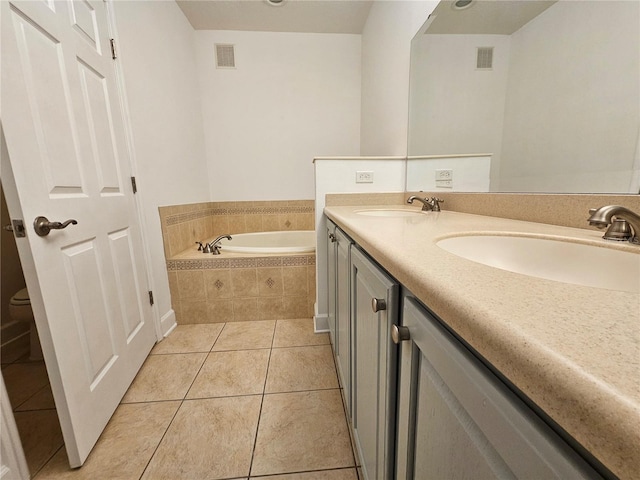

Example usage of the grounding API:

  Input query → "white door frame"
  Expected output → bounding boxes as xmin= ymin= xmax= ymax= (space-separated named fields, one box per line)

xmin=104 ymin=0 xmax=163 ymax=341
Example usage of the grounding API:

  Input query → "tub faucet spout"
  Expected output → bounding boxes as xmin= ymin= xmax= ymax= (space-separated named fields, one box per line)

xmin=206 ymin=234 xmax=232 ymax=255
xmin=588 ymin=205 xmax=640 ymax=244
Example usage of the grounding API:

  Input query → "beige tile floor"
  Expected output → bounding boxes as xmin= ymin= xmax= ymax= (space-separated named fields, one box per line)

xmin=7 ymin=318 xmax=359 ymax=479
xmin=2 ymin=337 xmax=64 ymax=478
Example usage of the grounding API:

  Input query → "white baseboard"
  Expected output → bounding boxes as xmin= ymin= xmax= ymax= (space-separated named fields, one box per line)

xmin=160 ymin=309 xmax=177 ymax=337
xmin=0 ymin=321 xmax=29 ymax=346
xmin=314 ymin=313 xmax=329 ymax=333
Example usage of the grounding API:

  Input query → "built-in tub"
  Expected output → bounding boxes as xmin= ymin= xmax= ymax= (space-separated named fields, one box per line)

xmin=167 ymin=229 xmax=316 ymax=323
xmin=219 ymin=230 xmax=315 ymax=254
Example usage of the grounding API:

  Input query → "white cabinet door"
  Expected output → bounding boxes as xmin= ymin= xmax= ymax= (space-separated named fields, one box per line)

xmin=351 ymin=247 xmax=399 ymax=480
xmin=396 ymin=296 xmax=606 ymax=480
xmin=1 ymin=0 xmax=156 ymax=467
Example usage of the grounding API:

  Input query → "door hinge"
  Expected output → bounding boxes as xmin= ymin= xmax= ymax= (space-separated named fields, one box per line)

xmin=148 ymin=291 xmax=154 ymax=306
xmin=131 ymin=176 xmax=137 ymax=194
xmin=110 ymin=38 xmax=117 ymax=59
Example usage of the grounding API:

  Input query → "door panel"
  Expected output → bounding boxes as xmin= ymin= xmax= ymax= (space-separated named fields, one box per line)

xmin=10 ymin=5 xmax=86 ymax=195
xmin=108 ymin=228 xmax=145 ymax=339
xmin=2 ymin=0 xmax=156 ymax=467
xmin=62 ymin=239 xmax=119 ymax=384
xmin=69 ymin=0 xmax=100 ymax=52
xmin=77 ymin=59 xmax=122 ymax=194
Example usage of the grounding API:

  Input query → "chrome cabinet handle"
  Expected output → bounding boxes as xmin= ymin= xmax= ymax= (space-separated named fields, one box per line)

xmin=329 ymin=233 xmax=337 ymax=243
xmin=33 ymin=216 xmax=78 ymax=237
xmin=391 ymin=324 xmax=410 ymax=344
xmin=371 ymin=297 xmax=387 ymax=312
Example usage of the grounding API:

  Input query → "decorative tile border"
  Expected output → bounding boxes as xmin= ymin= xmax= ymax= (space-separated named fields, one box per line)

xmin=165 ymin=204 xmax=314 ymax=227
xmin=167 ymin=254 xmax=315 ymax=271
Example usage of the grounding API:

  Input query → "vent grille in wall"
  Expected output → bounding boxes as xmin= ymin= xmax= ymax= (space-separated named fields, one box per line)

xmin=476 ymin=47 xmax=493 ymax=69
xmin=216 ymin=44 xmax=235 ymax=68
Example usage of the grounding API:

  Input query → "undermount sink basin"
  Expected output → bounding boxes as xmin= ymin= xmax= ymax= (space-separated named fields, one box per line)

xmin=355 ymin=209 xmax=425 ymax=217
xmin=436 ymin=235 xmax=640 ymax=293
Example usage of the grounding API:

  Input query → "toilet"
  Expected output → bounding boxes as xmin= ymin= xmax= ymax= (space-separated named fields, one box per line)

xmin=9 ymin=288 xmax=43 ymax=361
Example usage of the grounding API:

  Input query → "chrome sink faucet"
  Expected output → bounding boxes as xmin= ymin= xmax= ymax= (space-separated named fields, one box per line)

xmin=407 ymin=195 xmax=444 ymax=212
xmin=588 ymin=205 xmax=640 ymax=244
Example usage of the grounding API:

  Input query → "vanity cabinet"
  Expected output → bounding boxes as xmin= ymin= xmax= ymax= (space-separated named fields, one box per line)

xmin=324 ymin=213 xmax=616 ymax=480
xmin=396 ymin=295 xmax=605 ymax=480
xmin=350 ymin=247 xmax=399 ymax=480
xmin=326 ymin=219 xmax=354 ymax=415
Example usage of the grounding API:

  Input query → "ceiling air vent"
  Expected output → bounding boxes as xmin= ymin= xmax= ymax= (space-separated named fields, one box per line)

xmin=476 ymin=47 xmax=493 ymax=70
xmin=215 ymin=44 xmax=235 ymax=69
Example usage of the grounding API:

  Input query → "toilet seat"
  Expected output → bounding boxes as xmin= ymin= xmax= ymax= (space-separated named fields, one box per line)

xmin=10 ymin=287 xmax=30 ymax=306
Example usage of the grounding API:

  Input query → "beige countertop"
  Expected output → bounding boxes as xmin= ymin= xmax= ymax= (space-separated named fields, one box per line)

xmin=324 ymin=205 xmax=640 ymax=480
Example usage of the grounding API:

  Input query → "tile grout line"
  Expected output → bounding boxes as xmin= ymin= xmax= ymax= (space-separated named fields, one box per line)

xmin=137 ymin=322 xmax=227 ymax=480
xmin=247 ymin=318 xmax=279 ymax=478
xmin=31 ymin=444 xmax=65 ymax=479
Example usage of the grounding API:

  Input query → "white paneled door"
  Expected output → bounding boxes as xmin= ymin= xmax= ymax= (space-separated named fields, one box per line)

xmin=1 ymin=0 xmax=156 ymax=467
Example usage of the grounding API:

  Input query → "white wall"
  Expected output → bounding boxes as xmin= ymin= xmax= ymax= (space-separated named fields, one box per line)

xmin=499 ymin=1 xmax=639 ymax=193
xmin=311 ymin=0 xmax=436 ymax=325
xmin=314 ymin=157 xmax=406 ymax=331
xmin=113 ymin=0 xmax=210 ymax=334
xmin=360 ymin=0 xmax=437 ymax=156
xmin=195 ymin=30 xmax=362 ymax=202
xmin=406 ymin=155 xmax=492 ymax=192
xmin=408 ymin=34 xmax=511 ymax=188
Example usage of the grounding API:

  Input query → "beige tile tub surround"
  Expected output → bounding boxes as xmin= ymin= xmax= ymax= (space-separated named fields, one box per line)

xmin=168 ymin=256 xmax=316 ymax=324
xmin=159 ymin=200 xmax=315 ymax=258
xmin=161 ymin=200 xmax=316 ymax=324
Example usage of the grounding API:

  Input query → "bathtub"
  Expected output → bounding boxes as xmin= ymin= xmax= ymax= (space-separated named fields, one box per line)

xmin=218 ymin=230 xmax=315 ymax=254
xmin=167 ymin=229 xmax=316 ymax=322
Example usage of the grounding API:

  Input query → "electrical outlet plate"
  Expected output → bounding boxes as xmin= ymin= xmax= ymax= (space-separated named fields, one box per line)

xmin=435 ymin=179 xmax=453 ymax=188
xmin=435 ymin=169 xmax=453 ymax=180
xmin=356 ymin=171 xmax=374 ymax=183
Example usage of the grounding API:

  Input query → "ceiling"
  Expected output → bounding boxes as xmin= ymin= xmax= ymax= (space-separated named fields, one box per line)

xmin=175 ymin=0 xmax=374 ymax=34
xmin=425 ymin=1 xmax=557 ymax=35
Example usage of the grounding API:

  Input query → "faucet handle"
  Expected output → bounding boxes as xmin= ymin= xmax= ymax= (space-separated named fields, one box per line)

xmin=430 ymin=197 xmax=444 ymax=212
xmin=195 ymin=241 xmax=204 ymax=251
xmin=603 ymin=218 xmax=633 ymax=241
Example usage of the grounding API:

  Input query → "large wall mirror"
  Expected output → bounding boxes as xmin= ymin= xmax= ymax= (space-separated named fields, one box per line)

xmin=407 ymin=0 xmax=640 ymax=194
